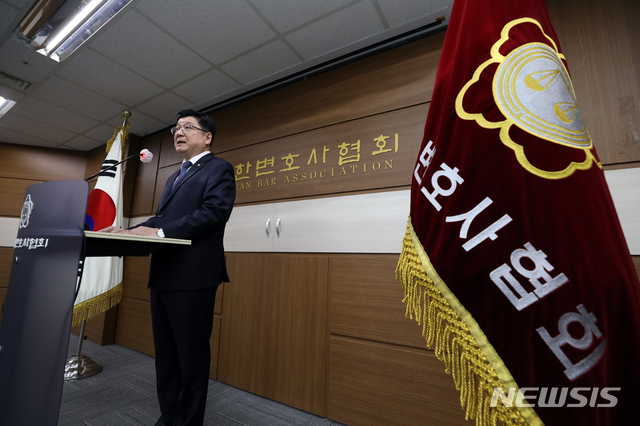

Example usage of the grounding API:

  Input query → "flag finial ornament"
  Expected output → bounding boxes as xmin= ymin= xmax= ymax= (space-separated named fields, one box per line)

xmin=121 ymin=108 xmax=131 ymax=125
xmin=107 ymin=110 xmax=131 ymax=159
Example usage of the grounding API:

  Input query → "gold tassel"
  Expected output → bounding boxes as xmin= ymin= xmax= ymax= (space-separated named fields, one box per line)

xmin=396 ymin=220 xmax=541 ymax=426
xmin=71 ymin=282 xmax=123 ymax=328
xmin=105 ymin=124 xmax=129 ymax=160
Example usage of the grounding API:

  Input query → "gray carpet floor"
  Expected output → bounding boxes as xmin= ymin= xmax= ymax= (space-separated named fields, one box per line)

xmin=60 ymin=334 xmax=345 ymax=426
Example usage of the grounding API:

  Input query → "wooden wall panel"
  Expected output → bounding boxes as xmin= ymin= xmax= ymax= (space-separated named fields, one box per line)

xmin=0 ymin=287 xmax=5 ymax=326
xmin=209 ymin=316 xmax=221 ymax=379
xmin=266 ymin=255 xmax=328 ymax=416
xmin=214 ymin=283 xmax=223 ymax=315
xmin=330 ymin=254 xmax=428 ymax=349
xmin=0 ymin=247 xmax=10 ymax=325
xmin=218 ymin=253 xmax=272 ymax=396
xmin=223 ymin=104 xmax=427 ymax=205
xmin=114 ymin=296 xmax=154 ymax=356
xmin=0 ymin=177 xmax=41 ymax=217
xmin=122 ymin=256 xmax=151 ymax=301
xmin=212 ymin=33 xmax=444 ymax=153
xmin=0 ymin=247 xmax=11 ymax=289
xmin=0 ymin=143 xmax=86 ymax=182
xmin=122 ymin=134 xmax=142 ymax=217
xmin=100 ymin=306 xmax=119 ymax=345
xmin=210 ymin=286 xmax=224 ymax=379
xmin=547 ymin=0 xmax=640 ymax=165
xmin=158 ymin=128 xmax=181 ymax=169
xmin=84 ymin=144 xmax=108 ymax=183
xmin=70 ymin=307 xmax=118 ymax=346
xmin=327 ymin=336 xmax=470 ymax=426
xmin=130 ymin=132 xmax=162 ymax=217
xmin=152 ymin=165 xmax=179 ymax=214
xmin=0 ymin=136 xmax=138 ymax=219
xmin=0 ymin=143 xmax=86 ymax=217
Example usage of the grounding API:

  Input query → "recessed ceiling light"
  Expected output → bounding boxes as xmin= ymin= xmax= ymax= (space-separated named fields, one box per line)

xmin=0 ymin=97 xmax=17 ymax=118
xmin=13 ymin=0 xmax=132 ymax=62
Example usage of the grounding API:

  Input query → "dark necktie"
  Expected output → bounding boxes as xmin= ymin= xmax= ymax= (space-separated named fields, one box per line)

xmin=172 ymin=161 xmax=192 ymax=189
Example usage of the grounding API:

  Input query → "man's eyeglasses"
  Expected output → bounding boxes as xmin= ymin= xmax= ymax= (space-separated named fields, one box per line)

xmin=170 ymin=124 xmax=208 ymax=135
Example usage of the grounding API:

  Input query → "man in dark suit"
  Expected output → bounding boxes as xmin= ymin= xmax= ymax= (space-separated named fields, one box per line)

xmin=103 ymin=109 xmax=236 ymax=425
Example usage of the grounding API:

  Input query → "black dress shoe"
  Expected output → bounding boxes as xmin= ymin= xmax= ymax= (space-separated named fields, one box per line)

xmin=154 ymin=421 xmax=173 ymax=426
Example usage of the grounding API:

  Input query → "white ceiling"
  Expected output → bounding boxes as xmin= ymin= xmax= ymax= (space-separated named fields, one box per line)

xmin=0 ymin=0 xmax=452 ymax=151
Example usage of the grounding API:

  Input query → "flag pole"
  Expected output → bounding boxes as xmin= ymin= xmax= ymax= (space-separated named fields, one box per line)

xmin=64 ymin=321 xmax=102 ymax=380
xmin=64 ymin=109 xmax=131 ymax=381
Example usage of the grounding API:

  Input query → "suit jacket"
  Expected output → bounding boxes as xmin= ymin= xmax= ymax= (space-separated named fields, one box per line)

xmin=135 ymin=153 xmax=236 ymax=291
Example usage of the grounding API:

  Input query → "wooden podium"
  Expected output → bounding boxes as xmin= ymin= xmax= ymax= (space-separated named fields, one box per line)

xmin=0 ymin=181 xmax=189 ymax=426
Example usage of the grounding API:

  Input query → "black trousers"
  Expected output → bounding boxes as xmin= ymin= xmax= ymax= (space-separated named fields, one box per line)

xmin=150 ymin=287 xmax=216 ymax=426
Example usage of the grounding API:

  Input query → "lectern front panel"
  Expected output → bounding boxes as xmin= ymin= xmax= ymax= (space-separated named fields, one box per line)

xmin=0 ymin=180 xmax=88 ymax=426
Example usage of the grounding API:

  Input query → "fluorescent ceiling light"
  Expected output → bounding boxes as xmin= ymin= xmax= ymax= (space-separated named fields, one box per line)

xmin=50 ymin=0 xmax=132 ymax=62
xmin=0 ymin=97 xmax=17 ymax=118
xmin=42 ymin=0 xmax=105 ymax=55
xmin=13 ymin=0 xmax=131 ymax=62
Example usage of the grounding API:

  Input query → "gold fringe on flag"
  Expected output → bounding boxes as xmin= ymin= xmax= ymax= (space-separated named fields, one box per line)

xmin=106 ymin=123 xmax=129 ymax=161
xmin=71 ymin=282 xmax=123 ymax=328
xmin=396 ymin=220 xmax=543 ymax=426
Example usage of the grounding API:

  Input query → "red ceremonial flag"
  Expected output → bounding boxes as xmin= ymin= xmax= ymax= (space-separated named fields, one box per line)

xmin=396 ymin=1 xmax=640 ymax=425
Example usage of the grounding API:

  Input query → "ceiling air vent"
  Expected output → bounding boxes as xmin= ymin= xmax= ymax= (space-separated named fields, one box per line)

xmin=0 ymin=70 xmax=34 ymax=93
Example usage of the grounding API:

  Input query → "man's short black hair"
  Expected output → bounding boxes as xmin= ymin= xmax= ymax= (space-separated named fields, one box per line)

xmin=176 ymin=109 xmax=216 ymax=140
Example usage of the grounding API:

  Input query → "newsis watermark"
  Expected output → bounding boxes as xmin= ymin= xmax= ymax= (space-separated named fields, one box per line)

xmin=490 ymin=387 xmax=621 ymax=408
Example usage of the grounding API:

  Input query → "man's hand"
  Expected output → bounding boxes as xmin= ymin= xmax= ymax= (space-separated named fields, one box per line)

xmin=97 ymin=226 xmax=159 ymax=237
xmin=125 ymin=226 xmax=158 ymax=237
xmin=98 ymin=226 xmax=123 ymax=233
